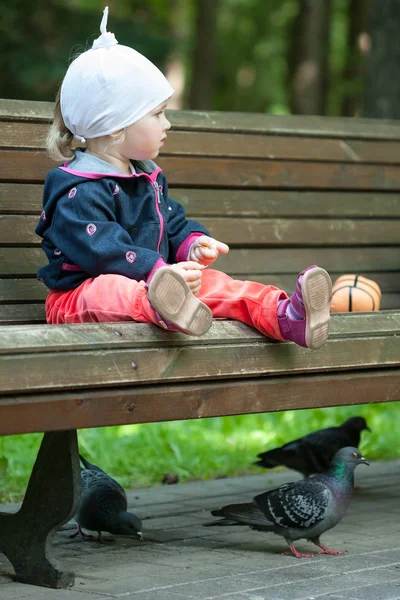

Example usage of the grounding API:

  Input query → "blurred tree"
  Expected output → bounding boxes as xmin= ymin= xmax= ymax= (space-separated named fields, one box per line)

xmin=1 ymin=0 xmax=390 ymax=119
xmin=364 ymin=0 xmax=400 ymax=118
xmin=0 ymin=0 xmax=173 ymax=101
xmin=188 ymin=0 xmax=219 ymax=109
xmin=213 ymin=0 xmax=298 ymax=114
xmin=341 ymin=0 xmax=370 ymax=116
xmin=288 ymin=0 xmax=332 ymax=114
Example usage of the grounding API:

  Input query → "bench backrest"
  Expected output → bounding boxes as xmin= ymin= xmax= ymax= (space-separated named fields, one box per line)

xmin=1 ymin=99 xmax=400 ymax=325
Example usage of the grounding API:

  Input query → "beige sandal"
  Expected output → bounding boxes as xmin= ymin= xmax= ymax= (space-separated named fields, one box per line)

xmin=147 ymin=267 xmax=213 ymax=336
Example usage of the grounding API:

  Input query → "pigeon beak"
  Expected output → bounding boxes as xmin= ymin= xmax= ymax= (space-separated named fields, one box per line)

xmin=366 ymin=426 xmax=372 ymax=432
xmin=360 ymin=456 xmax=370 ymax=466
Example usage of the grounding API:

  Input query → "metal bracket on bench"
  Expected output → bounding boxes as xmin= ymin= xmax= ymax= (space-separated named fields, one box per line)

xmin=0 ymin=430 xmax=81 ymax=588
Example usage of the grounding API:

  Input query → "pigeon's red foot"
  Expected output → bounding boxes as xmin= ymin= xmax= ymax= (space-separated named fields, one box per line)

xmin=285 ymin=543 xmax=314 ymax=558
xmin=317 ymin=546 xmax=346 ymax=556
xmin=311 ymin=538 xmax=346 ymax=555
xmin=69 ymin=526 xmax=94 ymax=540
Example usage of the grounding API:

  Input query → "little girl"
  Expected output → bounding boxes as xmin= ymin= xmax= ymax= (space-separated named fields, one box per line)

xmin=36 ymin=7 xmax=332 ymax=350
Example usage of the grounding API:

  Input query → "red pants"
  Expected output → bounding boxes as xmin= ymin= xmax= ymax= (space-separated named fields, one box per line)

xmin=46 ymin=270 xmax=287 ymax=341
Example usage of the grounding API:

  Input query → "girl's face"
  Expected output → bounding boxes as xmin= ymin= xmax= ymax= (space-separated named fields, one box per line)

xmin=117 ymin=101 xmax=171 ymax=161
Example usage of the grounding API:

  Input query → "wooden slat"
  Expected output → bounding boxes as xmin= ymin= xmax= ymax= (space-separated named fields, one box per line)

xmin=2 ymin=99 xmax=400 ymax=140
xmin=0 ymin=183 xmax=43 ymax=213
xmin=2 ymin=214 xmax=399 ymax=247
xmin=3 ymin=151 xmax=400 ymax=190
xmin=0 ymin=279 xmax=47 ymax=302
xmin=0 ymin=295 xmax=397 ymax=325
xmin=1 ymin=247 xmax=399 ymax=277
xmin=0 ymin=248 xmax=44 ymax=275
xmin=0 ymin=99 xmax=53 ymax=121
xmin=174 ymin=189 xmax=400 ymax=218
xmin=2 ymin=184 xmax=400 ymax=218
xmin=160 ymin=156 xmax=400 ymax=190
xmin=0 ymin=368 xmax=398 ymax=436
xmin=0 ymin=304 xmax=45 ymax=325
xmin=380 ymin=294 xmax=400 ymax=310
xmin=3 ymin=122 xmax=400 ymax=165
xmin=235 ymin=272 xmax=400 ymax=293
xmin=1 ymin=273 xmax=399 ymax=306
xmin=217 ymin=247 xmax=400 ymax=274
xmin=0 ymin=313 xmax=398 ymax=354
xmin=0 ymin=333 xmax=398 ymax=394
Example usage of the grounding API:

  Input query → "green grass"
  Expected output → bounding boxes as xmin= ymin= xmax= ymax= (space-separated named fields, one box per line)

xmin=0 ymin=402 xmax=399 ymax=504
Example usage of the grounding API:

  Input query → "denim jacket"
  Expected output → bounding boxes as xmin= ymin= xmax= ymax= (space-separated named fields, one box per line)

xmin=35 ymin=150 xmax=209 ymax=290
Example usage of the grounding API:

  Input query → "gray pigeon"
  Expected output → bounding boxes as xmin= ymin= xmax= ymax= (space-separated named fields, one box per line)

xmin=207 ymin=447 xmax=368 ymax=558
xmin=70 ymin=454 xmax=143 ymax=542
xmin=254 ymin=416 xmax=370 ymax=477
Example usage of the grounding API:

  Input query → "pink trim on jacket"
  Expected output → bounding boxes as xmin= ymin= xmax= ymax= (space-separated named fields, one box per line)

xmin=59 ymin=165 xmax=162 ymax=181
xmin=62 ymin=263 xmax=82 ymax=271
xmin=146 ymin=257 xmax=170 ymax=283
xmin=176 ymin=233 xmax=205 ymax=262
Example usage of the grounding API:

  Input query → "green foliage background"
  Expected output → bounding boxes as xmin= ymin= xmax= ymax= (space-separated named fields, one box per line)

xmin=1 ymin=402 xmax=398 ymax=504
xmin=1 ymin=0 xmax=361 ymax=115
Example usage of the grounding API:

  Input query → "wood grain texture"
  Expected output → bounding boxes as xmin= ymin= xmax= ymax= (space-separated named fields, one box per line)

xmin=3 ymin=122 xmax=400 ymax=164
xmin=3 ymin=150 xmax=400 ymax=189
xmin=1 ymin=312 xmax=398 ymax=354
xmin=0 ymin=314 xmax=399 ymax=394
xmin=2 ymin=184 xmax=400 ymax=218
xmin=1 ymin=247 xmax=399 ymax=277
xmin=2 ymin=214 xmax=399 ymax=246
xmin=2 ymin=98 xmax=400 ymax=139
xmin=0 ymin=368 xmax=399 ymax=436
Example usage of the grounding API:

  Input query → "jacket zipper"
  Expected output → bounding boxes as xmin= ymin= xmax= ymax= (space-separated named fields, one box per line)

xmin=153 ymin=180 xmax=164 ymax=253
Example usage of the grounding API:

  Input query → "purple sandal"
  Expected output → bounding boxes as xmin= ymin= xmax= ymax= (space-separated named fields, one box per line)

xmin=277 ymin=266 xmax=332 ymax=349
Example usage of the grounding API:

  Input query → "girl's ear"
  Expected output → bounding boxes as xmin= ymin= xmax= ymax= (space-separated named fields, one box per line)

xmin=108 ymin=129 xmax=125 ymax=145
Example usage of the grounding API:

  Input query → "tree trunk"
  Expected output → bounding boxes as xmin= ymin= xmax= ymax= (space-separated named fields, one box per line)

xmin=364 ymin=0 xmax=400 ymax=118
xmin=288 ymin=0 xmax=332 ymax=115
xmin=188 ymin=0 xmax=219 ymax=110
xmin=342 ymin=0 xmax=370 ymax=117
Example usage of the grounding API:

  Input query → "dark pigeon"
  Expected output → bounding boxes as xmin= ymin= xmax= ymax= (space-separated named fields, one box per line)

xmin=206 ymin=447 xmax=369 ymax=558
xmin=70 ymin=454 xmax=143 ymax=542
xmin=254 ymin=416 xmax=371 ymax=477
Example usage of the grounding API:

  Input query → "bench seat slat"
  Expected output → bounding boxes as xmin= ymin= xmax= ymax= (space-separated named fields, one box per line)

xmin=0 ymin=368 xmax=398 ymax=436
xmin=0 ymin=333 xmax=398 ymax=394
xmin=2 ymin=184 xmax=400 ymax=218
xmin=0 ymin=312 xmax=398 ymax=354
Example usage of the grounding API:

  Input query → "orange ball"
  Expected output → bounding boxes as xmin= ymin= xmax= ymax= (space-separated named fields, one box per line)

xmin=331 ymin=274 xmax=382 ymax=313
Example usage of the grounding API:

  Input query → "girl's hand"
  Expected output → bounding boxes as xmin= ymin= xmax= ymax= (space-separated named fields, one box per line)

xmin=189 ymin=236 xmax=230 ymax=266
xmin=171 ymin=261 xmax=205 ymax=296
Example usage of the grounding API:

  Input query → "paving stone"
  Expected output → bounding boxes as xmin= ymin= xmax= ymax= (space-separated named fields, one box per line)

xmin=0 ymin=461 xmax=399 ymax=600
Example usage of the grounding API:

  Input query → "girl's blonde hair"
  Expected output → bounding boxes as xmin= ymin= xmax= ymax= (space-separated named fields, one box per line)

xmin=46 ymin=84 xmax=126 ymax=163
xmin=46 ymin=87 xmax=75 ymax=163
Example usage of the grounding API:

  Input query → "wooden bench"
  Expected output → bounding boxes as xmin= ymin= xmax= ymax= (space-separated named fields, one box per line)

xmin=1 ymin=98 xmax=399 ymax=588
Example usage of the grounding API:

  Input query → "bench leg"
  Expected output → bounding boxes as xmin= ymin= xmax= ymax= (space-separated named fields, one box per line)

xmin=0 ymin=430 xmax=81 ymax=588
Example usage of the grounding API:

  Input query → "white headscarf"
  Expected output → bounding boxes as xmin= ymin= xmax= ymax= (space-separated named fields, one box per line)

xmin=61 ymin=6 xmax=174 ymax=142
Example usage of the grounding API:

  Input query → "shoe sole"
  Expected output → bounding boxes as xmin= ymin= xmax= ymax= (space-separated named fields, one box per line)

xmin=148 ymin=267 xmax=213 ymax=336
xmin=301 ymin=267 xmax=332 ymax=349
